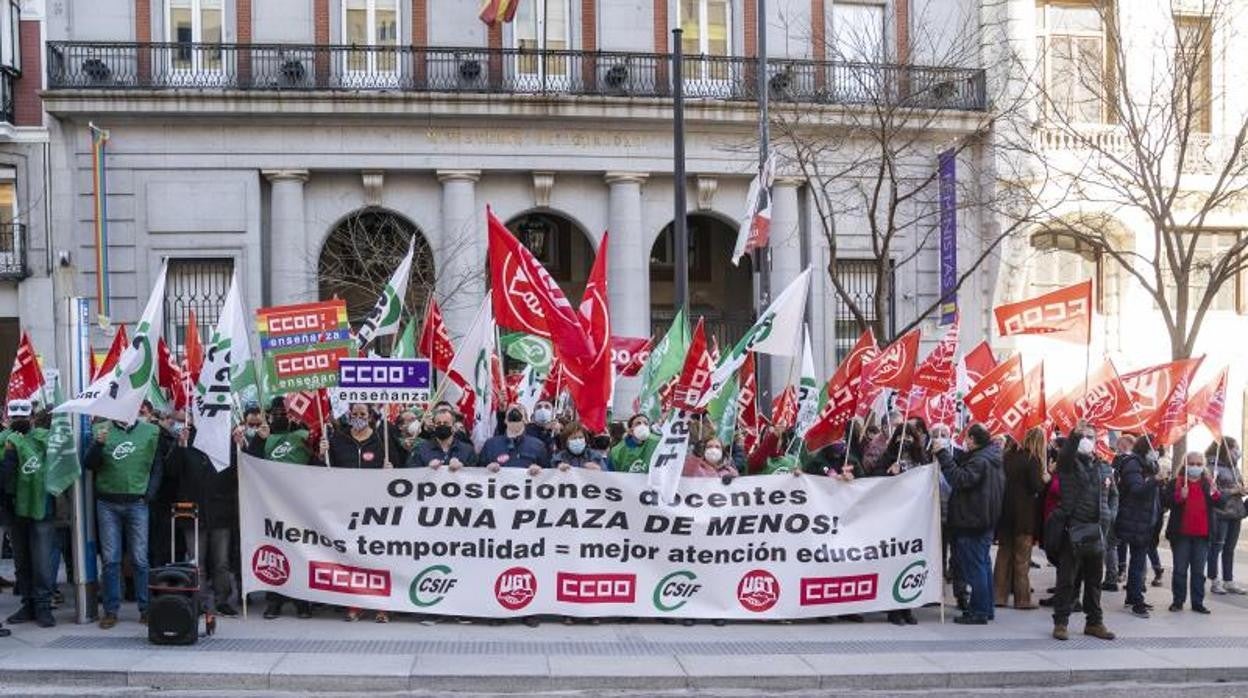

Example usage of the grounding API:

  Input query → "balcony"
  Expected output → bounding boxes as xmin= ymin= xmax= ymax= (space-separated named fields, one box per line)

xmin=45 ymin=41 xmax=987 ymax=112
xmin=0 ymin=222 xmax=27 ymax=280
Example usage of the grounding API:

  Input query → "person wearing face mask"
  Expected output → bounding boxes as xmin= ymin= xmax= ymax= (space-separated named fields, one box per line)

xmin=407 ymin=407 xmax=476 ymax=470
xmin=1205 ymin=437 xmax=1245 ymax=596
xmin=321 ymin=403 xmax=394 ymax=471
xmin=1106 ymin=434 xmax=1138 ymax=588
xmin=682 ymin=436 xmax=739 ymax=479
xmin=608 ymin=414 xmax=659 ymax=474
xmin=479 ymin=405 xmax=550 ymax=475
xmin=1049 ymin=422 xmax=1118 ymax=641
xmin=1115 ymin=437 xmax=1162 ymax=617
xmin=552 ymin=423 xmax=606 ymax=471
xmin=525 ymin=402 xmax=559 ymax=451
xmin=0 ymin=400 xmax=55 ymax=629
xmin=941 ymin=423 xmax=1005 ymax=626
xmin=398 ymin=410 xmax=423 ymax=452
xmin=1166 ymin=452 xmax=1220 ymax=614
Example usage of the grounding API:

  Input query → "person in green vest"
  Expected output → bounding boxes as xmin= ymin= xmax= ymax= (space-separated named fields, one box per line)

xmin=608 ymin=414 xmax=660 ymax=474
xmin=0 ymin=399 xmax=55 ymax=629
xmin=243 ymin=397 xmax=316 ymax=620
xmin=85 ymin=412 xmax=168 ymax=630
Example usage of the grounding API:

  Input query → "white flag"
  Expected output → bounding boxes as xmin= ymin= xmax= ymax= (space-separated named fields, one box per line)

xmin=193 ymin=274 xmax=251 ymax=471
xmin=646 ymin=408 xmax=693 ymax=505
xmin=732 ymin=152 xmax=776 ymax=266
xmin=795 ymin=325 xmax=819 ymax=437
xmin=698 ymin=268 xmax=811 ymax=408
xmin=55 ymin=264 xmax=169 ymax=423
xmin=447 ymin=297 xmax=496 ymax=451
xmin=515 ymin=364 xmax=542 ymax=415
xmin=356 ymin=236 xmax=415 ymax=351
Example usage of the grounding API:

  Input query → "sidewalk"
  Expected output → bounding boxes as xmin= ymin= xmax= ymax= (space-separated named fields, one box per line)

xmin=2 ymin=553 xmax=1248 ymax=692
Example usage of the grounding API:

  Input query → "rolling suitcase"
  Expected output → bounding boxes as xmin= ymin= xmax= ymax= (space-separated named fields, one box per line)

xmin=147 ymin=502 xmax=217 ymax=645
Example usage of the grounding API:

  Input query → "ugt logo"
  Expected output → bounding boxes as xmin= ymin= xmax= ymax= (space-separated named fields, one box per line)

xmin=494 ymin=566 xmax=537 ymax=611
xmin=737 ymin=569 xmax=780 ymax=612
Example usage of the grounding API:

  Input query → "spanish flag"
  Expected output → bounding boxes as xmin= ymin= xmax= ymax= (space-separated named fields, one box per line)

xmin=479 ymin=0 xmax=520 ymax=26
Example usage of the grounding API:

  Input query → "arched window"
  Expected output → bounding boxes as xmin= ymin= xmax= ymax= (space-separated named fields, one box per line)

xmin=318 ymin=209 xmax=435 ymax=327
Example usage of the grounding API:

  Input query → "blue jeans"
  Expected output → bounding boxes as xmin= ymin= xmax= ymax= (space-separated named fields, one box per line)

xmin=1171 ymin=535 xmax=1209 ymax=608
xmin=953 ymin=528 xmax=994 ymax=620
xmin=1207 ymin=518 xmax=1241 ymax=582
xmin=1124 ymin=540 xmax=1149 ymax=606
xmin=97 ymin=499 xmax=150 ymax=615
xmin=10 ymin=517 xmax=56 ymax=611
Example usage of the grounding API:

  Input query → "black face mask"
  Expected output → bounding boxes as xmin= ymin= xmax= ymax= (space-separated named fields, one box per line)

xmin=506 ymin=409 xmax=524 ymax=423
xmin=9 ymin=418 xmax=29 ymax=434
xmin=433 ymin=424 xmax=454 ymax=441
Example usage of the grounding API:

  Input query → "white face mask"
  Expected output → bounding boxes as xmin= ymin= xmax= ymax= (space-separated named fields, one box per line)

xmin=704 ymin=447 xmax=723 ymax=464
xmin=931 ymin=437 xmax=950 ymax=452
xmin=533 ymin=408 xmax=553 ymax=424
xmin=1077 ymin=438 xmax=1095 ymax=456
xmin=631 ymin=424 xmax=651 ymax=442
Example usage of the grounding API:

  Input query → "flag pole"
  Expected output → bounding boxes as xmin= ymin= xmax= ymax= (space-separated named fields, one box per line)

xmin=236 ymin=439 xmax=248 ymax=620
xmin=316 ymin=392 xmax=331 ymax=468
xmin=754 ymin=0 xmax=772 ymax=403
xmin=672 ymin=27 xmax=689 ymax=316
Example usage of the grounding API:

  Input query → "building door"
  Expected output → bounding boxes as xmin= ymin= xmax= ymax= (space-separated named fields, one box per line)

xmin=342 ymin=0 xmax=401 ymax=86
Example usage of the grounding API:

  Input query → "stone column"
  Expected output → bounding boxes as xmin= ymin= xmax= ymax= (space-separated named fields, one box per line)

xmin=604 ymin=172 xmax=649 ymax=415
xmin=263 ymin=169 xmax=311 ymax=305
xmin=436 ymin=170 xmax=482 ymax=340
xmin=769 ymin=176 xmax=804 ymax=396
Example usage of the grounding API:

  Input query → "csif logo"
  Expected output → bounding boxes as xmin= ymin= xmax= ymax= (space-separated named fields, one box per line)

xmin=494 ymin=566 xmax=537 ymax=611
xmin=652 ymin=570 xmax=701 ymax=612
xmin=19 ymin=456 xmax=40 ymax=475
xmin=892 ymin=561 xmax=929 ymax=604
xmin=737 ymin=569 xmax=780 ymax=613
xmin=111 ymin=441 xmax=136 ymax=460
xmin=251 ymin=545 xmax=290 ymax=586
xmin=409 ymin=564 xmax=458 ymax=608
xmin=270 ymin=441 xmax=295 ymax=460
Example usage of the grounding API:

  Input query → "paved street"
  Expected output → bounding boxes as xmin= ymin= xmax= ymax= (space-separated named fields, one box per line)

xmin=3 ymin=544 xmax=1248 ymax=694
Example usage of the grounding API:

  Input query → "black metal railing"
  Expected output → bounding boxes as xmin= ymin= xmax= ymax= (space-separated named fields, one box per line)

xmin=0 ymin=223 xmax=27 ymax=280
xmin=46 ymin=41 xmax=988 ymax=111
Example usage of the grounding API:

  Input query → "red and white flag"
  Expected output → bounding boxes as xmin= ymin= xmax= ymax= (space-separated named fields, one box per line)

xmin=1161 ymin=367 xmax=1229 ymax=444
xmin=418 ymin=298 xmax=455 ymax=374
xmin=1073 ymin=360 xmax=1135 ymax=429
xmin=285 ymin=389 xmax=333 ymax=444
xmin=862 ymin=328 xmax=921 ymax=392
xmin=1110 ymin=358 xmax=1204 ymax=433
xmin=668 ymin=318 xmax=713 ymax=411
xmin=562 ymin=232 xmax=612 ymax=433
xmin=963 ymin=341 xmax=997 ymax=387
xmin=913 ymin=319 xmax=959 ymax=394
xmin=93 ymin=324 xmax=129 ymax=382
xmin=611 ymin=336 xmax=651 ymax=377
xmin=964 ymin=353 xmax=1024 ymax=424
xmin=737 ymin=352 xmax=760 ymax=454
xmin=5 ymin=331 xmax=43 ymax=402
xmin=984 ymin=363 xmax=1046 ymax=442
xmin=731 ymin=152 xmax=776 ymax=265
xmin=804 ymin=329 xmax=877 ymax=451
xmin=770 ymin=385 xmax=799 ymax=432
xmin=993 ymin=279 xmax=1093 ymax=344
xmin=898 ymin=387 xmax=959 ymax=432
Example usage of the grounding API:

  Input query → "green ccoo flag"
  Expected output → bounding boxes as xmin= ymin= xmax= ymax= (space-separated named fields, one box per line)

xmin=44 ymin=382 xmax=81 ymax=496
xmin=637 ymin=308 xmax=690 ymax=422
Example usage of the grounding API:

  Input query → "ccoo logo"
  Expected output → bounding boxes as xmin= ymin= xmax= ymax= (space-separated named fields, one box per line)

xmin=494 ymin=566 xmax=537 ymax=611
xmin=737 ymin=569 xmax=780 ymax=612
xmin=251 ymin=545 xmax=290 ymax=586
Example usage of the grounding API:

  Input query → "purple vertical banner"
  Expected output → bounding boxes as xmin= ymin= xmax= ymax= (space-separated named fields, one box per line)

xmin=937 ymin=149 xmax=958 ymax=326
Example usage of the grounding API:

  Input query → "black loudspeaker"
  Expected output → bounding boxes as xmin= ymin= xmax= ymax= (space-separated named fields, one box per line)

xmin=148 ymin=564 xmax=200 ymax=645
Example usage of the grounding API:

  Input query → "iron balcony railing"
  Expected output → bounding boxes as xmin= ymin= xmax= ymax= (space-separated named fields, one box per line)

xmin=0 ymin=223 xmax=27 ymax=280
xmin=45 ymin=41 xmax=987 ymax=111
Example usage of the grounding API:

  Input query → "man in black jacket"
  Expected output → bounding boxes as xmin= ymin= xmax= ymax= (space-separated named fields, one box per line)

xmin=167 ymin=428 xmax=238 ymax=617
xmin=941 ymin=423 xmax=1005 ymax=625
xmin=1051 ymin=421 xmax=1117 ymax=641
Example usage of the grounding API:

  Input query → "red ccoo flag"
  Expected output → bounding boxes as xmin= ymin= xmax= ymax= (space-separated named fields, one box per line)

xmin=862 ymin=328 xmax=921 ymax=392
xmin=562 ymin=232 xmax=613 ymax=433
xmin=984 ymin=363 xmax=1046 ymax=442
xmin=736 ymin=352 xmax=760 ymax=454
xmin=611 ymin=336 xmax=651 ymax=378
xmin=1161 ymin=367 xmax=1229 ymax=444
xmin=963 ymin=341 xmax=997 ymax=387
xmin=667 ymin=318 xmax=713 ymax=411
xmin=994 ymin=279 xmax=1093 ymax=344
xmin=6 ymin=331 xmax=43 ymax=402
xmin=93 ymin=324 xmax=129 ymax=381
xmin=805 ymin=329 xmax=878 ymax=452
xmin=913 ymin=319 xmax=959 ymax=394
xmin=965 ymin=353 xmax=1024 ymax=424
xmin=285 ymin=389 xmax=333 ymax=444
xmin=1072 ymin=360 xmax=1135 ymax=429
xmin=770 ymin=385 xmax=799 ymax=432
xmin=418 ymin=298 xmax=455 ymax=374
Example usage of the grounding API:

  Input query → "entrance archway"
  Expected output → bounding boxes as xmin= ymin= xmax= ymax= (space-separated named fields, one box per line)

xmin=649 ymin=213 xmax=755 ymax=347
xmin=504 ymin=209 xmax=595 ymax=303
xmin=318 ymin=208 xmax=436 ymax=329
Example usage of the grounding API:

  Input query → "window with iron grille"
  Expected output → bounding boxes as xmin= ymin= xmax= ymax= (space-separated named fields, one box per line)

xmin=164 ymin=258 xmax=234 ymax=358
xmin=832 ymin=259 xmax=890 ymax=363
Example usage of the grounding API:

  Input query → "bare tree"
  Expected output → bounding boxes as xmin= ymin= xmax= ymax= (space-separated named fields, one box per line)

xmin=771 ymin=1 xmax=1057 ymax=344
xmin=1016 ymin=0 xmax=1248 ymax=362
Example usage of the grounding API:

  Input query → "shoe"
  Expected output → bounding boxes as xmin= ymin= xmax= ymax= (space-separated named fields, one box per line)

xmin=902 ymin=609 xmax=918 ymax=625
xmin=1052 ymin=624 xmax=1068 ymax=641
xmin=98 ymin=613 xmax=118 ymax=630
xmin=1084 ymin=623 xmax=1116 ymax=640
xmin=35 ymin=609 xmax=55 ymax=628
xmin=953 ymin=614 xmax=987 ymax=625
xmin=1130 ymin=604 xmax=1151 ymax=618
xmin=6 ymin=605 xmax=34 ymax=624
xmin=1192 ymin=605 xmax=1212 ymax=615
xmin=296 ymin=605 xmax=312 ymax=619
xmin=216 ymin=604 xmax=238 ymax=618
xmin=1211 ymin=581 xmax=1225 ymax=595
xmin=711 ymin=619 xmax=727 ymax=627
xmin=1227 ymin=582 xmax=1248 ymax=595
xmin=0 ymin=576 xmax=13 ymax=589
xmin=345 ymin=609 xmax=361 ymax=622
xmin=374 ymin=611 xmax=389 ymax=623
xmin=1101 ymin=582 xmax=1119 ymax=592
xmin=139 ymin=612 xmax=148 ymax=625
xmin=955 ymin=597 xmax=969 ymax=612
xmin=0 ymin=624 xmax=8 ymax=638
xmin=263 ymin=603 xmax=282 ymax=620
xmin=1169 ymin=603 xmax=1183 ymax=612
xmin=51 ymin=591 xmax=63 ymax=607
xmin=1015 ymin=604 xmax=1039 ymax=610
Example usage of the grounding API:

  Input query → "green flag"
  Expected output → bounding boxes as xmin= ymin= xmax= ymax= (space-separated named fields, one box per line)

xmin=500 ymin=333 xmax=553 ymax=373
xmin=637 ymin=309 xmax=690 ymax=421
xmin=393 ymin=316 xmax=418 ymax=359
xmin=706 ymin=373 xmax=739 ymax=445
xmin=44 ymin=383 xmax=80 ymax=496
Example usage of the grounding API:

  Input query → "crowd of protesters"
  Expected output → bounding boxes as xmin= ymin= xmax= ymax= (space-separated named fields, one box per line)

xmin=0 ymin=392 xmax=1241 ymax=639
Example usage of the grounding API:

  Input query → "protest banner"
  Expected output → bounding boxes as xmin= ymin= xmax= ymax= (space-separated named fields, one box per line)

xmin=332 ymin=357 xmax=432 ymax=405
xmin=256 ymin=300 xmax=353 ymax=393
xmin=239 ymin=454 xmax=942 ymax=619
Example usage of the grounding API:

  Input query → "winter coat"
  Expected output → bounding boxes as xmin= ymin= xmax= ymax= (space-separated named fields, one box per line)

xmin=1165 ymin=477 xmax=1219 ymax=541
xmin=1056 ymin=436 xmax=1117 ymax=531
xmin=326 ymin=429 xmax=391 ymax=468
xmin=1114 ymin=453 xmax=1160 ymax=546
xmin=165 ymin=445 xmax=238 ymax=530
xmin=942 ymin=442 xmax=1006 ymax=532
xmin=999 ymin=450 xmax=1046 ymax=537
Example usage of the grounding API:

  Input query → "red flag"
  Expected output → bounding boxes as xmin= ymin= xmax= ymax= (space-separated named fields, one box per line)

xmin=490 ymin=351 xmax=509 ymax=408
xmin=93 ymin=324 xmax=129 ymax=381
xmin=736 ymin=352 xmax=760 ymax=453
xmin=984 ymin=364 xmax=1046 ymax=442
xmin=611 ymin=336 xmax=651 ymax=377
xmin=965 ymin=353 xmax=1024 ymax=423
xmin=770 ymin=385 xmax=799 ymax=432
xmin=6 ymin=331 xmax=43 ymax=402
xmin=1161 ymin=367 xmax=1229 ymax=445
xmin=1110 ymin=358 xmax=1204 ymax=432
xmin=156 ymin=338 xmax=188 ymax=409
xmin=419 ymin=298 xmax=455 ymax=374
xmin=898 ymin=387 xmax=959 ymax=431
xmin=539 ymin=357 xmax=563 ymax=403
xmin=1071 ymin=360 xmax=1135 ymax=429
xmin=964 ymin=341 xmax=997 ymax=387
xmin=668 ymin=318 xmax=713 ymax=411
xmin=562 ymin=232 xmax=612 ymax=433
xmin=184 ymin=309 xmax=204 ymax=383
xmin=478 ymin=0 xmax=520 ymax=26
xmin=913 ymin=319 xmax=959 ymax=393
xmin=862 ymin=328 xmax=921 ymax=392
xmin=487 ymin=208 xmax=592 ymax=360
xmin=285 ymin=389 xmax=332 ymax=444
xmin=994 ymin=279 xmax=1093 ymax=344
xmin=805 ymin=329 xmax=878 ymax=451
xmin=1047 ymin=388 xmax=1080 ymax=435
